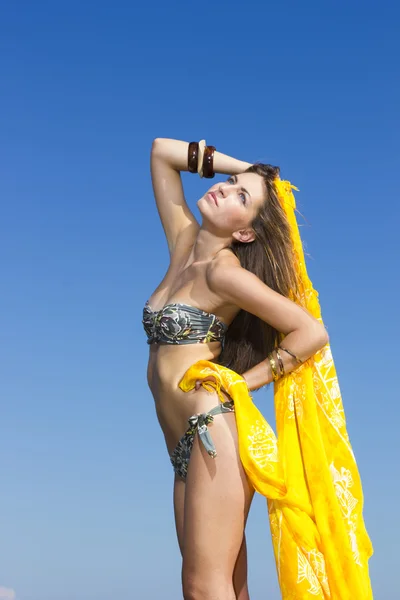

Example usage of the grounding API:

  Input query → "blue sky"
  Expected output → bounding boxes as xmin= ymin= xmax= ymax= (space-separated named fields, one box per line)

xmin=0 ymin=1 xmax=399 ymax=599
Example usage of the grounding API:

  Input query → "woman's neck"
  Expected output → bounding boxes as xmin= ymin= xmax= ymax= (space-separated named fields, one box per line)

xmin=187 ymin=227 xmax=231 ymax=265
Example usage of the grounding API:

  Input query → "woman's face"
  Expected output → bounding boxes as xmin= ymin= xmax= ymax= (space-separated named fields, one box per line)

xmin=198 ymin=173 xmax=266 ymax=238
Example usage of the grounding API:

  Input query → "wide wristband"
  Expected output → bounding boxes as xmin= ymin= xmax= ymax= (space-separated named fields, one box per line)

xmin=188 ymin=142 xmax=199 ymax=173
xmin=268 ymin=352 xmax=279 ymax=382
xmin=203 ymin=145 xmax=216 ymax=178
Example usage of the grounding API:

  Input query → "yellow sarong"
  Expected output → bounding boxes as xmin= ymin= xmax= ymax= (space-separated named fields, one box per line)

xmin=179 ymin=181 xmax=374 ymax=599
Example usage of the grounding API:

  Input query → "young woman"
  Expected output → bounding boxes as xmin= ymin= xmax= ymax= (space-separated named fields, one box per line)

xmin=142 ymin=139 xmax=373 ymax=600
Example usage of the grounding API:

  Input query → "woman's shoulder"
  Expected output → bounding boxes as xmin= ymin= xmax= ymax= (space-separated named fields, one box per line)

xmin=206 ymin=249 xmax=241 ymax=289
xmin=211 ymin=248 xmax=240 ymax=269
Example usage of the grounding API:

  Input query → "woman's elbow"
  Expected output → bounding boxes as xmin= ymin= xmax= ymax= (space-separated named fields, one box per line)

xmin=314 ymin=324 xmax=329 ymax=350
xmin=303 ymin=321 xmax=329 ymax=355
xmin=151 ymin=137 xmax=170 ymax=158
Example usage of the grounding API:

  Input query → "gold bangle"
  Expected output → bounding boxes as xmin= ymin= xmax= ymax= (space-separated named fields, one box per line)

xmin=268 ymin=352 xmax=279 ymax=382
xmin=279 ymin=345 xmax=302 ymax=364
xmin=275 ymin=347 xmax=285 ymax=377
xmin=197 ymin=139 xmax=206 ymax=178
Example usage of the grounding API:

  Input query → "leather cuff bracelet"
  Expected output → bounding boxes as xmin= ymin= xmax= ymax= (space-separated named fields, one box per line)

xmin=202 ymin=145 xmax=216 ymax=178
xmin=188 ymin=141 xmax=199 ymax=173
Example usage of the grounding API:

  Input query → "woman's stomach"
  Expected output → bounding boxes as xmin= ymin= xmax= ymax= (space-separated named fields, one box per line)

xmin=146 ymin=342 xmax=223 ymax=451
xmin=146 ymin=342 xmax=222 ymax=391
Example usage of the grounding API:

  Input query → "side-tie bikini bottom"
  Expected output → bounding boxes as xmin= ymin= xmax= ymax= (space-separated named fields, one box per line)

xmin=170 ymin=400 xmax=235 ymax=481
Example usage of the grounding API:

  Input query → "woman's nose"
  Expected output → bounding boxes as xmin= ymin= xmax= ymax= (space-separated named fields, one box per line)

xmin=219 ymin=184 xmax=230 ymax=197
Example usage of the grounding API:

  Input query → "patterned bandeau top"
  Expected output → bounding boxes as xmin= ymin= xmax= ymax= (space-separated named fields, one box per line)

xmin=142 ymin=300 xmax=228 ymax=346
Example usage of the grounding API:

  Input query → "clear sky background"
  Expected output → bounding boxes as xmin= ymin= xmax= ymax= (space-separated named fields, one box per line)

xmin=0 ymin=1 xmax=399 ymax=599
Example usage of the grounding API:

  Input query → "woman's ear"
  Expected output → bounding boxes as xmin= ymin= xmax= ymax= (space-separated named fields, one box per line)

xmin=232 ymin=228 xmax=256 ymax=244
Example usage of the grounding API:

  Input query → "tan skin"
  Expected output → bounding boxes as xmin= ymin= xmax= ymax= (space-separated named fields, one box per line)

xmin=146 ymin=139 xmax=329 ymax=600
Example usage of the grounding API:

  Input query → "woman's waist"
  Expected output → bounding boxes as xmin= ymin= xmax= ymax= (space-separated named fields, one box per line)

xmin=147 ymin=351 xmax=233 ymax=452
xmin=147 ymin=343 xmax=221 ymax=390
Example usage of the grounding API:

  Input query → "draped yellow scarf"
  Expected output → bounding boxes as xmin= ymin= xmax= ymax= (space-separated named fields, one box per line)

xmin=179 ymin=180 xmax=374 ymax=599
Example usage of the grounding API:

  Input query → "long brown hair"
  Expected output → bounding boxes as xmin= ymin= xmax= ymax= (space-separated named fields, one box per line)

xmin=218 ymin=164 xmax=300 ymax=377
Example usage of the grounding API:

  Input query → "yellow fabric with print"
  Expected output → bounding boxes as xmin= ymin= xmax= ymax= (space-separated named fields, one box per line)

xmin=179 ymin=180 xmax=374 ymax=599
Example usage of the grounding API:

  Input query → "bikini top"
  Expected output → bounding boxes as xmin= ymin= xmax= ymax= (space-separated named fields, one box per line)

xmin=142 ymin=300 xmax=228 ymax=346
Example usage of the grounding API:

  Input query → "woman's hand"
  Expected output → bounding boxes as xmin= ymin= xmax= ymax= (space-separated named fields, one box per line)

xmin=194 ymin=376 xmax=232 ymax=400
xmin=194 ymin=375 xmax=218 ymax=391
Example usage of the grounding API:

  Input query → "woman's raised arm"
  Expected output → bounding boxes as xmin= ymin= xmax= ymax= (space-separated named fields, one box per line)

xmin=150 ymin=138 xmax=251 ymax=254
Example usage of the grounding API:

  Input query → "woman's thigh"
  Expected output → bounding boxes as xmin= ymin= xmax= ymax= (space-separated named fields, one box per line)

xmin=174 ymin=472 xmax=253 ymax=600
xmin=172 ymin=386 xmax=234 ymax=555
xmin=182 ymin=403 xmax=253 ymax=579
xmin=173 ymin=474 xmax=185 ymax=555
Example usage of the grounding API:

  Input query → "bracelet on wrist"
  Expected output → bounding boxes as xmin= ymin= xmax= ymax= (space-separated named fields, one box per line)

xmin=197 ymin=140 xmax=206 ymax=178
xmin=188 ymin=142 xmax=199 ymax=173
xmin=279 ymin=345 xmax=303 ymax=364
xmin=203 ymin=145 xmax=216 ymax=178
xmin=275 ymin=347 xmax=285 ymax=377
xmin=268 ymin=352 xmax=279 ymax=382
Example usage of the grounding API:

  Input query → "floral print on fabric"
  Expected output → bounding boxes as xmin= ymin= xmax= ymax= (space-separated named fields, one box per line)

xmin=170 ymin=400 xmax=235 ymax=480
xmin=142 ymin=301 xmax=227 ymax=345
xmin=170 ymin=425 xmax=196 ymax=481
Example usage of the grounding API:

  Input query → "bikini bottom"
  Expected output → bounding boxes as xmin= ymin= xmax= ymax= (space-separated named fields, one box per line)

xmin=170 ymin=400 xmax=235 ymax=481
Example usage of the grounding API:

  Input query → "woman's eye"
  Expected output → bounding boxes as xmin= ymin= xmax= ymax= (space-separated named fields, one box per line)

xmin=227 ymin=177 xmax=245 ymax=204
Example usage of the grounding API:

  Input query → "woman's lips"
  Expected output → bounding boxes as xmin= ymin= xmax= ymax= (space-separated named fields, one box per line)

xmin=208 ymin=192 xmax=218 ymax=206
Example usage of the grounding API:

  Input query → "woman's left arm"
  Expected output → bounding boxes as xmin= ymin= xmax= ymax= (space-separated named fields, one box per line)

xmin=208 ymin=258 xmax=329 ymax=391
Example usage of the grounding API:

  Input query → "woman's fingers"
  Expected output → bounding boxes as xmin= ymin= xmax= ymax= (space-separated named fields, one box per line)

xmin=195 ymin=375 xmax=217 ymax=390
